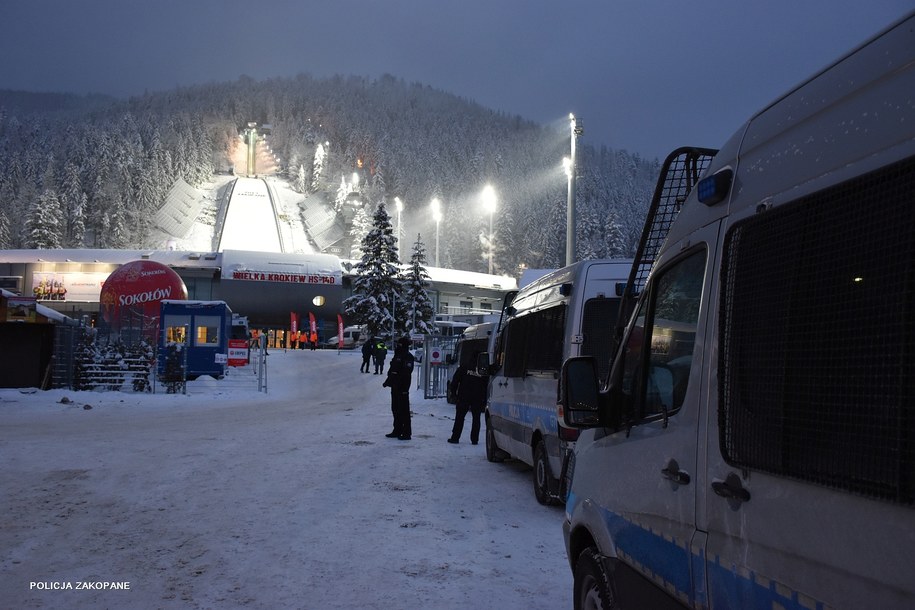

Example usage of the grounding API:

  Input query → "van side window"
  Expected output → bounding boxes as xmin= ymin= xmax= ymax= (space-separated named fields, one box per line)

xmin=719 ymin=155 xmax=915 ymax=506
xmin=619 ymin=250 xmax=705 ymax=421
xmin=502 ymin=305 xmax=566 ymax=377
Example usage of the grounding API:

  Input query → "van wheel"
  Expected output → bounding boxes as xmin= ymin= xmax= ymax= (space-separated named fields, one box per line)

xmin=485 ymin=424 xmax=504 ymax=463
xmin=533 ymin=440 xmax=558 ymax=505
xmin=574 ymin=547 xmax=617 ymax=610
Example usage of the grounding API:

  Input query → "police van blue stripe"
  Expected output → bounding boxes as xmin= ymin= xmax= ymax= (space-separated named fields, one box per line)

xmin=575 ymin=503 xmax=828 ymax=609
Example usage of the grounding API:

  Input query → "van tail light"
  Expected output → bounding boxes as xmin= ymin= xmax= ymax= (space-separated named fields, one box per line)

xmin=557 ymin=404 xmax=580 ymax=442
xmin=559 ymin=425 xmax=580 ymax=442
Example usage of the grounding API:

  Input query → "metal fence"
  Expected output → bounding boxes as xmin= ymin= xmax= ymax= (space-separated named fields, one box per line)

xmin=51 ymin=325 xmax=269 ymax=394
xmin=418 ymin=335 xmax=459 ymax=399
xmin=51 ymin=324 xmax=157 ymax=392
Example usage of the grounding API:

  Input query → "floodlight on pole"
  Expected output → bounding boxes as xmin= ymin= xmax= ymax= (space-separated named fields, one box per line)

xmin=481 ymin=184 xmax=497 ymax=274
xmin=431 ymin=198 xmax=442 ymax=267
xmin=566 ymin=113 xmax=583 ymax=266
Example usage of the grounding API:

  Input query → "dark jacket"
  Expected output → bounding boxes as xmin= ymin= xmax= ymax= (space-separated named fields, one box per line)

xmin=373 ymin=341 xmax=387 ymax=362
xmin=362 ymin=340 xmax=374 ymax=359
xmin=383 ymin=346 xmax=415 ymax=392
xmin=450 ymin=364 xmax=488 ymax=406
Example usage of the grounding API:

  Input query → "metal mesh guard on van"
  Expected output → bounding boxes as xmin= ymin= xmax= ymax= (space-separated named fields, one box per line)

xmin=719 ymin=155 xmax=915 ymax=506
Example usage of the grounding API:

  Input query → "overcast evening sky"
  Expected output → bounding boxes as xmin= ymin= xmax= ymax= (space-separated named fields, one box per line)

xmin=1 ymin=1 xmax=912 ymax=159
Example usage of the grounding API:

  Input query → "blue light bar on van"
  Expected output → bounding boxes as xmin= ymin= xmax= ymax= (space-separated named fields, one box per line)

xmin=697 ymin=168 xmax=733 ymax=206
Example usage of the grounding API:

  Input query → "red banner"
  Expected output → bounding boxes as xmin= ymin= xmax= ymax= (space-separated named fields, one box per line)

xmin=337 ymin=314 xmax=344 ymax=350
xmin=228 ymin=339 xmax=249 ymax=366
xmin=290 ymin=311 xmax=298 ymax=335
xmin=309 ymin=311 xmax=316 ymax=334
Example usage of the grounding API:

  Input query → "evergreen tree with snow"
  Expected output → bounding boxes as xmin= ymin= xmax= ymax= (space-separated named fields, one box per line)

xmin=311 ymin=143 xmax=326 ymax=193
xmin=0 ymin=209 xmax=11 ymax=249
xmin=25 ymin=189 xmax=64 ymax=249
xmin=401 ymin=234 xmax=436 ymax=334
xmin=343 ymin=202 xmax=404 ymax=338
xmin=293 ymin=164 xmax=307 ymax=193
xmin=348 ymin=205 xmax=372 ymax=260
xmin=60 ymin=162 xmax=86 ymax=247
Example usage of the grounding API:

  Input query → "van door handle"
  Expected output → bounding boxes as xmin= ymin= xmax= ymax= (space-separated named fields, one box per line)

xmin=712 ymin=473 xmax=751 ymax=504
xmin=661 ymin=459 xmax=691 ymax=485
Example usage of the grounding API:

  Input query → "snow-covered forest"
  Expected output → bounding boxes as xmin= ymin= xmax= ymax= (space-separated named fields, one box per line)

xmin=0 ymin=74 xmax=660 ymax=274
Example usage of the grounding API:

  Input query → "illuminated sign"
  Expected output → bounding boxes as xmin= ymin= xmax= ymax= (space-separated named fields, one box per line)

xmin=31 ymin=272 xmax=108 ymax=302
xmin=229 ymin=270 xmax=339 ymax=285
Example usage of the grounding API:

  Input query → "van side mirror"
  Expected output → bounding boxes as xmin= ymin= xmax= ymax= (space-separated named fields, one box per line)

xmin=561 ymin=357 xmax=602 ymax=428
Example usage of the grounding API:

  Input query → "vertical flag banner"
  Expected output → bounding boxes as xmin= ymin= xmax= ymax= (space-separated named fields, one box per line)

xmin=337 ymin=314 xmax=344 ymax=349
xmin=290 ymin=312 xmax=298 ymax=335
xmin=309 ymin=311 xmax=317 ymax=334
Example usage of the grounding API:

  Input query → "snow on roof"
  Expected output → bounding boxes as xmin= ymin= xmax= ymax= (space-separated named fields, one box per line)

xmin=220 ymin=249 xmax=343 ymax=276
xmin=339 ymin=258 xmax=517 ymax=291
xmin=0 ymin=249 xmax=221 ymax=269
xmin=1 ymin=249 xmax=509 ymax=289
xmin=425 ymin=265 xmax=516 ymax=290
xmin=0 ymin=248 xmax=345 ymax=275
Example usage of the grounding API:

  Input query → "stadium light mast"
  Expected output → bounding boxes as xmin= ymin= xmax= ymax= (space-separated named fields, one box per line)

xmin=566 ymin=114 xmax=583 ymax=266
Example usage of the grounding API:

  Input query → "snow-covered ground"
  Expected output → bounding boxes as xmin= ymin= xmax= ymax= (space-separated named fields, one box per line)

xmin=0 ymin=350 xmax=571 ymax=609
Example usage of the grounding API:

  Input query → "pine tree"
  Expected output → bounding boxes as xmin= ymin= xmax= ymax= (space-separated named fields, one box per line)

xmin=60 ymin=162 xmax=86 ymax=247
xmin=0 ymin=209 xmax=11 ymax=249
xmin=348 ymin=205 xmax=372 ymax=259
xmin=294 ymin=164 xmax=307 ymax=193
xmin=343 ymin=202 xmax=403 ymax=338
xmin=401 ymin=234 xmax=436 ymax=334
xmin=25 ymin=189 xmax=64 ymax=249
xmin=311 ymin=143 xmax=326 ymax=193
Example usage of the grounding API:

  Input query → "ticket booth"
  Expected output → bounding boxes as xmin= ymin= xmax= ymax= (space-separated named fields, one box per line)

xmin=159 ymin=300 xmax=232 ymax=380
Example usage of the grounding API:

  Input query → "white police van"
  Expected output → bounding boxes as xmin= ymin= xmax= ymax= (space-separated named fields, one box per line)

xmin=560 ymin=12 xmax=915 ymax=609
xmin=485 ymin=259 xmax=631 ymax=504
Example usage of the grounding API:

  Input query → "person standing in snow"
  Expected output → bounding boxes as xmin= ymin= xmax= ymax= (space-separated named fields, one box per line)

xmin=382 ymin=337 xmax=415 ymax=440
xmin=373 ymin=338 xmax=387 ymax=374
xmin=447 ymin=352 xmax=489 ymax=445
xmin=361 ymin=338 xmax=374 ymax=373
xmin=310 ymin=330 xmax=318 ymax=350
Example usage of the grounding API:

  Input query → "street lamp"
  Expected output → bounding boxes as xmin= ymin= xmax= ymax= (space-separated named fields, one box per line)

xmin=431 ymin=197 xmax=442 ymax=267
xmin=481 ymin=185 xmax=497 ymax=274
xmin=394 ymin=197 xmax=404 ymax=261
xmin=566 ymin=113 xmax=583 ymax=266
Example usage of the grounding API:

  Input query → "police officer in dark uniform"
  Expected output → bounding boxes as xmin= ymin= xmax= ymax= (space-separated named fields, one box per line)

xmin=382 ymin=337 xmax=415 ymax=440
xmin=361 ymin=337 xmax=374 ymax=373
xmin=447 ymin=351 xmax=488 ymax=445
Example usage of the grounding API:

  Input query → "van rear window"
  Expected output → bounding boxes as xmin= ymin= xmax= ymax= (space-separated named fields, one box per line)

xmin=719 ymin=155 xmax=915 ymax=506
xmin=581 ymin=297 xmax=621 ymax=382
xmin=503 ymin=305 xmax=566 ymax=377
